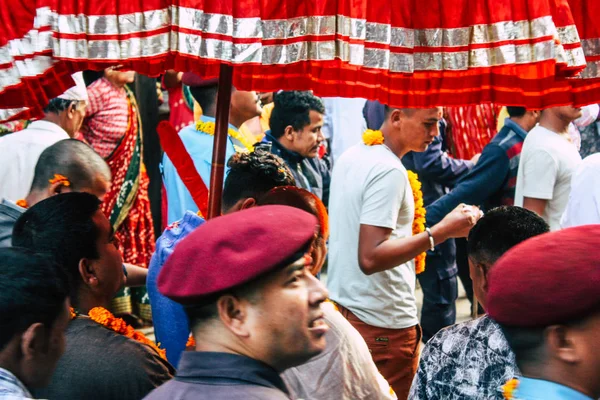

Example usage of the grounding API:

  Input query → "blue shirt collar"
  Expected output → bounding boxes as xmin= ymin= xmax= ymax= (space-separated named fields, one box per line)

xmin=515 ymin=377 xmax=593 ymax=400
xmin=503 ymin=118 xmax=529 ymax=140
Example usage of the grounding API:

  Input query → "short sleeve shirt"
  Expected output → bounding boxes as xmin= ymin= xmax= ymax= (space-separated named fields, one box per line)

xmin=514 ymin=126 xmax=581 ymax=230
xmin=327 ymin=143 xmax=418 ymax=329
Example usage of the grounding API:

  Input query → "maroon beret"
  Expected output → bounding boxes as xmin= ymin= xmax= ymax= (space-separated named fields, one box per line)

xmin=158 ymin=205 xmax=318 ymax=304
xmin=181 ymin=72 xmax=218 ymax=88
xmin=487 ymin=225 xmax=600 ymax=327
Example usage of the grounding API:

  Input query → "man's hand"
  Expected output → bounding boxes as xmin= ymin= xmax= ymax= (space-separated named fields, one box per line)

xmin=432 ymin=204 xmax=482 ymax=241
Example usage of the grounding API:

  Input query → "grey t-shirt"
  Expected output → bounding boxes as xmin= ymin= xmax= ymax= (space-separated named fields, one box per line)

xmin=33 ymin=318 xmax=174 ymax=400
xmin=0 ymin=199 xmax=24 ymax=248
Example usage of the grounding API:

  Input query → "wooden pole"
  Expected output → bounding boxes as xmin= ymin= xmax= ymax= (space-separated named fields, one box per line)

xmin=207 ymin=64 xmax=234 ymax=219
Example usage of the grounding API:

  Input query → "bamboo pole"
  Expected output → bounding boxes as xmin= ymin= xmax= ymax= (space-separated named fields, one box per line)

xmin=207 ymin=64 xmax=234 ymax=219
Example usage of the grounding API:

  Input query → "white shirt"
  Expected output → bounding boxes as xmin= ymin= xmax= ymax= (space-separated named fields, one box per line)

xmin=515 ymin=125 xmax=582 ymax=231
xmin=321 ymin=97 xmax=367 ymax=163
xmin=0 ymin=121 xmax=69 ymax=201
xmin=561 ymin=153 xmax=600 ymax=228
xmin=327 ymin=143 xmax=418 ymax=329
xmin=282 ymin=302 xmax=397 ymax=400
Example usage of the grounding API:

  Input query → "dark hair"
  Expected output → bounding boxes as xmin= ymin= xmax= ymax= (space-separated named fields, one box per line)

xmin=82 ymin=70 xmax=104 ymax=86
xmin=384 ymin=105 xmax=415 ymax=118
xmin=0 ymin=247 xmax=69 ymax=351
xmin=222 ymin=149 xmax=296 ymax=212
xmin=269 ymin=91 xmax=325 ymax=139
xmin=43 ymin=98 xmax=81 ymax=114
xmin=506 ymin=107 xmax=527 ymax=118
xmin=467 ymin=206 xmax=549 ymax=267
xmin=30 ymin=139 xmax=110 ymax=193
xmin=499 ymin=324 xmax=546 ymax=369
xmin=12 ymin=193 xmax=102 ymax=298
xmin=189 ymin=85 xmax=219 ymax=113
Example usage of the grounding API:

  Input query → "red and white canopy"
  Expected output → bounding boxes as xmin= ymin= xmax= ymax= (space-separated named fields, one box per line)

xmin=1 ymin=0 xmax=598 ymax=121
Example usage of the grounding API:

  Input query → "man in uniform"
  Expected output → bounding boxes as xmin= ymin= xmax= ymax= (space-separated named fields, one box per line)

xmin=487 ymin=225 xmax=600 ymax=400
xmin=145 ymin=206 xmax=329 ymax=399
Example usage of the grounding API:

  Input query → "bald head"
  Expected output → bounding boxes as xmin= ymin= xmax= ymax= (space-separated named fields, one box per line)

xmin=29 ymin=139 xmax=111 ymax=201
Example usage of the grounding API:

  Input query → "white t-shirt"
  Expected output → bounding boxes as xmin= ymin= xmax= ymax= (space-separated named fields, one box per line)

xmin=561 ymin=153 xmax=600 ymax=228
xmin=514 ymin=125 xmax=582 ymax=231
xmin=0 ymin=121 xmax=69 ymax=201
xmin=327 ymin=143 xmax=418 ymax=330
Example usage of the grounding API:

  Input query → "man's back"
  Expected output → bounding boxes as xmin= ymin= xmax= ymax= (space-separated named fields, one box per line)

xmin=515 ymin=125 xmax=582 ymax=230
xmin=34 ymin=318 xmax=174 ymax=400
xmin=409 ymin=315 xmax=517 ymax=400
xmin=328 ymin=143 xmax=418 ymax=329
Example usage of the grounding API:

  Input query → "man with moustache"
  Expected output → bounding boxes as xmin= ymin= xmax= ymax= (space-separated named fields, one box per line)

xmin=263 ymin=91 xmax=331 ymax=205
xmin=144 ymin=206 xmax=329 ymax=399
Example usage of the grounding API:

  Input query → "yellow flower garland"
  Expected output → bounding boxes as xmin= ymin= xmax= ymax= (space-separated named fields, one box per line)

xmin=502 ymin=378 xmax=519 ymax=400
xmin=196 ymin=121 xmax=255 ymax=153
xmin=362 ymin=129 xmax=427 ymax=274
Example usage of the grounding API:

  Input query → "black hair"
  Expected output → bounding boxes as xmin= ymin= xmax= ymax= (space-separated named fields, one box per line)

xmin=268 ymin=91 xmax=325 ymax=139
xmin=189 ymin=85 xmax=219 ymax=114
xmin=499 ymin=324 xmax=546 ymax=369
xmin=30 ymin=139 xmax=110 ymax=193
xmin=467 ymin=206 xmax=550 ymax=267
xmin=221 ymin=149 xmax=296 ymax=212
xmin=12 ymin=193 xmax=103 ymax=299
xmin=506 ymin=107 xmax=527 ymax=118
xmin=82 ymin=70 xmax=104 ymax=87
xmin=43 ymin=98 xmax=81 ymax=114
xmin=0 ymin=247 xmax=69 ymax=351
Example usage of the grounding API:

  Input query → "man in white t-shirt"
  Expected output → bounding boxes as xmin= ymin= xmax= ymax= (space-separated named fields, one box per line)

xmin=327 ymin=105 xmax=481 ymax=399
xmin=514 ymin=106 xmax=583 ymax=230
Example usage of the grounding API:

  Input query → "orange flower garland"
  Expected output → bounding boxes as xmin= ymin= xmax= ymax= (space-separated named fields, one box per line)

xmin=70 ymin=307 xmax=167 ymax=361
xmin=15 ymin=199 xmax=28 ymax=208
xmin=363 ymin=129 xmax=427 ymax=274
xmin=502 ymin=378 xmax=519 ymax=400
xmin=407 ymin=170 xmax=427 ymax=274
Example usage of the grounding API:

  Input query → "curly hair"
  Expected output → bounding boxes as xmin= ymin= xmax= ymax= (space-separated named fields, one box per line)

xmin=222 ymin=149 xmax=296 ymax=211
xmin=269 ymin=91 xmax=325 ymax=139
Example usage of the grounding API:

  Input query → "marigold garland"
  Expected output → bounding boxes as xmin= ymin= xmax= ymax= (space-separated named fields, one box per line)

xmin=363 ymin=129 xmax=427 ymax=274
xmin=186 ymin=335 xmax=196 ymax=348
xmin=70 ymin=307 xmax=167 ymax=361
xmin=49 ymin=174 xmax=71 ymax=187
xmin=502 ymin=378 xmax=519 ymax=400
xmin=196 ymin=121 xmax=254 ymax=153
xmin=15 ymin=199 xmax=28 ymax=208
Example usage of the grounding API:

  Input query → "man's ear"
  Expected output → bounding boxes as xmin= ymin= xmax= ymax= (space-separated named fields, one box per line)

xmin=20 ymin=322 xmax=49 ymax=360
xmin=283 ymin=125 xmax=295 ymax=141
xmin=216 ymin=295 xmax=250 ymax=338
xmin=477 ymin=263 xmax=490 ymax=292
xmin=546 ymin=325 xmax=580 ymax=364
xmin=238 ymin=198 xmax=256 ymax=210
xmin=78 ymin=258 xmax=99 ymax=289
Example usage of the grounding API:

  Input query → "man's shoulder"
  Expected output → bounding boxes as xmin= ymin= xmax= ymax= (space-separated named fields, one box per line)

xmin=144 ymin=379 xmax=290 ymax=400
xmin=424 ymin=315 xmax=513 ymax=361
xmin=66 ymin=319 xmax=170 ymax=368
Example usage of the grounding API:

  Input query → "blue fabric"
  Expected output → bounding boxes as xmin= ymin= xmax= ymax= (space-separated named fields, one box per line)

xmin=0 ymin=367 xmax=33 ymax=398
xmin=148 ymin=211 xmax=205 ymax=367
xmin=161 ymin=116 xmax=237 ymax=224
xmin=426 ymin=119 xmax=529 ymax=226
xmin=363 ymin=100 xmax=386 ymax=130
xmin=514 ymin=377 xmax=593 ymax=400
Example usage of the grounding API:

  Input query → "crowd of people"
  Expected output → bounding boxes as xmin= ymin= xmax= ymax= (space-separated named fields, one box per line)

xmin=0 ymin=69 xmax=599 ymax=400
